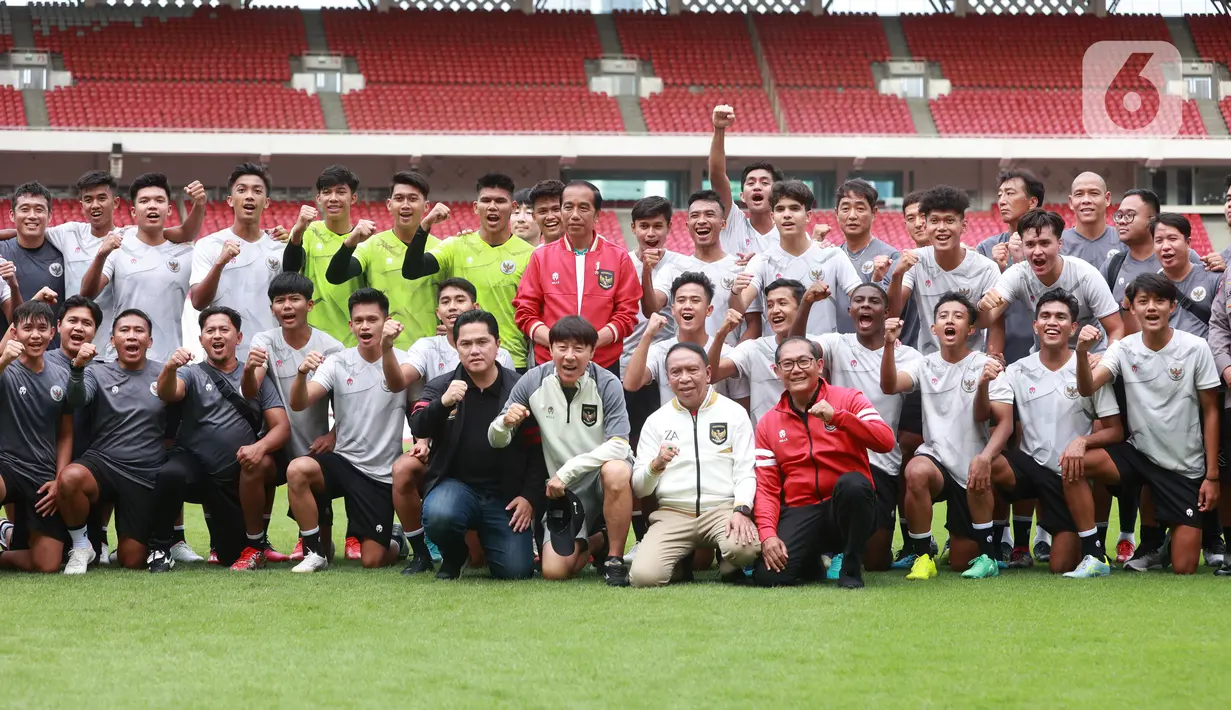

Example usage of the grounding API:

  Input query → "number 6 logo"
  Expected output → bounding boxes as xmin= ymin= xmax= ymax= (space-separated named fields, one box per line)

xmin=1082 ymin=41 xmax=1183 ymax=138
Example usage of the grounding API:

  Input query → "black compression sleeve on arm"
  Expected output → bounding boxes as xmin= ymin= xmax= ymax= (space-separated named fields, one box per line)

xmin=401 ymin=226 xmax=441 ymax=280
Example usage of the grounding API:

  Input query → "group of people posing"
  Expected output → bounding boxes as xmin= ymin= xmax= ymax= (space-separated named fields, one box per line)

xmin=1 ymin=104 xmax=1229 ymax=587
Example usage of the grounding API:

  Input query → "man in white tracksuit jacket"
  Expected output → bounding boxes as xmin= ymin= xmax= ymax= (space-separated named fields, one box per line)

xmin=629 ymin=341 xmax=759 ymax=587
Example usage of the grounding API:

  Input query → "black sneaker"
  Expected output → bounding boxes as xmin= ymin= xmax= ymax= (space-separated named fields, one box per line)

xmin=837 ymin=573 xmax=865 ymax=589
xmin=147 ymin=549 xmax=174 ymax=573
xmin=402 ymin=554 xmax=434 ymax=575
xmin=435 ymin=557 xmax=464 ymax=580
xmin=602 ymin=556 xmax=629 ymax=587
xmin=1215 ymin=561 xmax=1231 ymax=577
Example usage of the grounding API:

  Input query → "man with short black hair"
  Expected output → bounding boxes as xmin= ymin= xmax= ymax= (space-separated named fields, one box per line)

xmin=976 ymin=168 xmax=1045 ymax=365
xmin=286 ymin=288 xmax=415 ymax=572
xmin=80 ymin=172 xmax=194 ymax=363
xmin=404 ymin=173 xmax=535 ymax=370
xmin=415 ymin=308 xmax=544 ymax=580
xmin=190 ymin=163 xmax=288 ymax=360
xmin=832 ymin=179 xmax=901 ymax=334
xmin=282 ymin=164 xmax=368 ymax=346
xmin=326 ymin=171 xmax=444 ymax=350
xmin=527 ymin=179 xmax=565 ymax=248
xmin=0 ymin=301 xmax=72 ymax=574
xmin=1150 ymin=213 xmax=1221 ymax=339
xmin=489 ymin=315 xmax=635 ymax=586
xmin=0 ymin=182 xmax=64 ymax=344
xmin=154 ymin=306 xmax=291 ymax=571
xmin=737 ymin=180 xmax=862 ymax=337
xmin=710 ymin=104 xmax=783 ymax=255
xmin=1074 ymin=273 xmax=1221 ymax=575
xmin=513 ymin=182 xmax=641 ymax=375
xmin=630 ymin=342 xmax=758 ymax=587
xmin=511 ymin=188 xmax=542 ymax=248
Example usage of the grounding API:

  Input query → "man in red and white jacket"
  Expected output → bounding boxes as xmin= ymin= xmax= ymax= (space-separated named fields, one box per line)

xmin=513 ymin=181 xmax=641 ymax=372
xmin=753 ymin=336 xmax=895 ymax=589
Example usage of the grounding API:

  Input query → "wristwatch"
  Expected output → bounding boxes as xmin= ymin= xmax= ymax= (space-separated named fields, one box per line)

xmin=733 ymin=505 xmax=752 ymax=518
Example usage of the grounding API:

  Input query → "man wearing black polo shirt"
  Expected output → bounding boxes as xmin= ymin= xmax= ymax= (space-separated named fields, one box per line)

xmin=414 ymin=309 xmax=545 ymax=580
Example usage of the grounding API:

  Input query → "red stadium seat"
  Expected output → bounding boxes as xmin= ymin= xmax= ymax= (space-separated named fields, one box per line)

xmin=341 ymin=84 xmax=622 ymax=133
xmin=756 ymin=13 xmax=888 ymax=88
xmin=640 ymin=87 xmax=777 ymax=133
xmin=0 ymin=87 xmax=25 ymax=127
xmin=779 ymin=89 xmax=914 ymax=134
xmin=930 ymin=89 xmax=1206 ymax=136
xmin=46 ymin=81 xmax=325 ymax=130
xmin=614 ymin=11 xmax=761 ymax=87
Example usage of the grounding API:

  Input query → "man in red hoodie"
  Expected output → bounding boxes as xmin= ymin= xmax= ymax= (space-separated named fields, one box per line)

xmin=752 ymin=336 xmax=895 ymax=588
xmin=513 ymin=181 xmax=641 ymax=374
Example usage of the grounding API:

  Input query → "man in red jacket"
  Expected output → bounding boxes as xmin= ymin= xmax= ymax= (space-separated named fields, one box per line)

xmin=513 ymin=181 xmax=641 ymax=373
xmin=753 ymin=336 xmax=895 ymax=589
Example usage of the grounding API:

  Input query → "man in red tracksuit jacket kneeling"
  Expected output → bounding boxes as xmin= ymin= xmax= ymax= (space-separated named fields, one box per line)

xmin=512 ymin=181 xmax=641 ymax=374
xmin=753 ymin=336 xmax=895 ymax=589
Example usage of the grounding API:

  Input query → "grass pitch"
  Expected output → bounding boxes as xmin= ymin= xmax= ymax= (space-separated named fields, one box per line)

xmin=1 ymin=492 xmax=1227 ymax=709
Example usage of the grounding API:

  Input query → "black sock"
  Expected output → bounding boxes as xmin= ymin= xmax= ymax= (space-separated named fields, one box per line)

xmin=1012 ymin=516 xmax=1032 ymax=549
xmin=302 ymin=528 xmax=323 ymax=557
xmin=991 ymin=522 xmax=1007 ymax=555
xmin=407 ymin=528 xmax=431 ymax=560
xmin=631 ymin=512 xmax=648 ymax=542
xmin=1140 ymin=524 xmax=1164 ymax=552
xmin=1079 ymin=528 xmax=1104 ymax=560
xmin=973 ymin=523 xmax=997 ymax=559
xmin=840 ymin=553 xmax=862 ymax=579
xmin=1202 ymin=514 xmax=1224 ymax=548
xmin=899 ymin=519 xmax=910 ymax=549
xmin=909 ymin=532 xmax=932 ymax=556
xmin=1119 ymin=492 xmax=1139 ymax=535
xmin=263 ymin=515 xmax=272 ymax=536
xmin=172 ymin=526 xmax=186 ymax=545
xmin=1097 ymin=522 xmax=1110 ymax=554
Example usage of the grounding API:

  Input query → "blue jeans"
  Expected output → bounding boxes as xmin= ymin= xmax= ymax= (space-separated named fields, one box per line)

xmin=422 ymin=479 xmax=534 ymax=580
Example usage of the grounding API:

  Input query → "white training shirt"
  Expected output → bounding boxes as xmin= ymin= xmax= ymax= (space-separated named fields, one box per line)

xmin=406 ymin=334 xmax=514 ymax=381
xmin=817 ymin=332 xmax=922 ymax=476
xmin=45 ymin=222 xmax=119 ymax=347
xmin=901 ymin=246 xmax=1000 ymax=355
xmin=645 ymin=336 xmax=750 ymax=406
xmin=190 ymin=228 xmax=287 ymax=359
xmin=989 ymin=352 xmax=1120 ymax=473
xmin=1099 ymin=330 xmax=1220 ymax=479
xmin=621 ymin=248 xmax=687 ymax=376
xmin=992 ymin=255 xmax=1119 ymax=352
xmin=901 ymin=350 xmax=991 ymax=488
xmin=745 ymin=242 xmax=863 ymax=335
xmin=311 ymin=347 xmax=412 ymax=484
xmin=653 ymin=252 xmax=746 ymax=346
xmin=726 ymin=334 xmax=823 ymax=425
xmin=102 ymin=238 xmax=193 ymax=363
xmin=248 ymin=326 xmax=345 ymax=459
xmin=719 ymin=207 xmax=778 ymax=256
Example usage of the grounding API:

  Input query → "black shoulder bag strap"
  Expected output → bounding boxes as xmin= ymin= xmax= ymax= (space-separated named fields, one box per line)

xmin=1104 ymin=251 xmax=1127 ymax=291
xmin=1175 ymin=289 xmax=1212 ymax=326
xmin=206 ymin=367 xmax=263 ymax=438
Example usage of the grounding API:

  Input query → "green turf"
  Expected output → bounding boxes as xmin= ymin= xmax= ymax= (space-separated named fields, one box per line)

xmin=2 ymin=493 xmax=1228 ymax=709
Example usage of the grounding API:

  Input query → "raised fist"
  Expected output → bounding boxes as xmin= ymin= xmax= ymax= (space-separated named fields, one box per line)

xmin=804 ymin=279 xmax=831 ymax=303
xmin=991 ymin=242 xmax=1011 ymax=270
xmin=884 ymin=317 xmax=903 ymax=344
xmin=811 ymin=223 xmax=831 ymax=243
xmin=503 ymin=403 xmax=529 ymax=429
xmin=1007 ymin=232 xmax=1024 ymax=262
xmin=381 ymin=319 xmax=403 ymax=349
xmin=981 ymin=358 xmax=1004 ymax=384
xmin=894 ymin=249 xmax=918 ymax=277
xmin=1076 ymin=325 xmax=1101 ymax=353
xmin=32 ymin=287 xmax=57 ymax=305
xmin=712 ymin=104 xmax=734 ymax=130
xmin=348 ymin=219 xmax=377 ymax=246
xmin=871 ymin=255 xmax=892 ymax=282
xmin=0 ymin=339 xmax=24 ymax=367
xmin=978 ymin=290 xmax=1008 ymax=312
xmin=99 ymin=231 xmax=124 ymax=258
xmin=184 ymin=180 xmax=207 ymax=207
xmin=72 ymin=342 xmax=97 ymax=369
xmin=295 ymin=205 xmax=318 ymax=231
xmin=268 ymin=225 xmax=290 ymax=243
xmin=217 ymin=239 xmax=242 ymax=266
xmin=167 ymin=347 xmax=193 ymax=369
xmin=299 ymin=350 xmax=324 ymax=374
xmin=245 ymin=346 xmax=268 ymax=372
xmin=442 ymin=379 xmax=468 ymax=407
xmin=720 ymin=308 xmax=744 ymax=333
xmin=641 ymin=248 xmax=663 ymax=271
xmin=645 ymin=312 xmax=668 ymax=339
xmin=422 ymin=202 xmax=451 ymax=229
xmin=0 ymin=259 xmax=14 ymax=283
xmin=809 ymin=398 xmax=835 ymax=422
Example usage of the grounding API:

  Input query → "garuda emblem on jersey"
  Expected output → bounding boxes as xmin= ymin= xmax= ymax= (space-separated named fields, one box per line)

xmin=721 ymin=276 xmax=735 ymax=290
xmin=597 ymin=270 xmax=614 ymax=290
xmin=581 ymin=404 xmax=598 ymax=427
xmin=809 ymin=269 xmax=823 ymax=281
xmin=709 ymin=423 xmax=727 ymax=445
xmin=267 ymin=257 xmax=281 ymax=272
xmin=1064 ymin=384 xmax=1079 ymax=399
xmin=1168 ymin=365 xmax=1184 ymax=381
xmin=861 ymin=261 xmax=874 ymax=275
xmin=962 ymin=377 xmax=977 ymax=393
xmin=1191 ymin=287 xmax=1207 ymax=302
xmin=49 ymin=263 xmax=63 ymax=278
xmin=500 ymin=260 xmax=516 ymax=275
xmin=167 ymin=259 xmax=181 ymax=273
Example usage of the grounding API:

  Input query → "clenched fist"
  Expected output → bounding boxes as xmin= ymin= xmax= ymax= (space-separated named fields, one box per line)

xmin=32 ymin=287 xmax=57 ymax=305
xmin=894 ymin=249 xmax=918 ymax=277
xmin=884 ymin=317 xmax=903 ymax=344
xmin=217 ymin=239 xmax=242 ymax=266
xmin=641 ymin=247 xmax=663 ymax=271
xmin=422 ymin=202 xmax=451 ymax=230
xmin=811 ymin=223 xmax=831 ymax=243
xmin=803 ymin=279 xmax=831 ymax=303
xmin=0 ymin=258 xmax=14 ymax=283
xmin=712 ymin=104 xmax=735 ymax=130
xmin=295 ymin=205 xmax=318 ymax=232
xmin=1076 ymin=325 xmax=1101 ymax=353
xmin=981 ymin=358 xmax=1004 ymax=384
xmin=652 ymin=442 xmax=679 ymax=472
xmin=991 ymin=242 xmax=1011 ymax=271
xmin=346 ymin=219 xmax=377 ymax=248
xmin=299 ymin=350 xmax=324 ymax=375
xmin=441 ymin=379 xmax=468 ymax=407
xmin=245 ymin=346 xmax=268 ymax=372
xmin=809 ymin=398 xmax=835 ymax=422
xmin=719 ymin=308 xmax=744 ymax=334
xmin=503 ymin=403 xmax=529 ymax=429
xmin=0 ymin=339 xmax=24 ymax=367
xmin=72 ymin=342 xmax=97 ymax=369
xmin=871 ymin=255 xmax=891 ymax=282
xmin=166 ymin=347 xmax=193 ymax=369
xmin=978 ymin=290 xmax=1008 ymax=312
xmin=184 ymin=181 xmax=207 ymax=207
xmin=99 ymin=231 xmax=124 ymax=258
xmin=381 ymin=319 xmax=403 ymax=349
xmin=645 ymin=312 xmax=668 ymax=339
xmin=268 ymin=225 xmax=290 ymax=243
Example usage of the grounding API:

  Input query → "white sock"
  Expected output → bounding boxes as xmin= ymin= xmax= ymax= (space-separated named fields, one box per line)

xmin=68 ymin=525 xmax=90 ymax=551
xmin=408 ymin=527 xmax=424 ymax=538
xmin=1033 ymin=528 xmax=1052 ymax=545
xmin=996 ymin=521 xmax=1011 ymax=545
xmin=1118 ymin=531 xmax=1136 ymax=544
xmin=246 ymin=532 xmax=263 ymax=546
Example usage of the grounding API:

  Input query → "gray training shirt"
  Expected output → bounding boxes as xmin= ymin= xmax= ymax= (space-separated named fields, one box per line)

xmin=175 ymin=361 xmax=284 ymax=476
xmin=834 ymin=237 xmax=899 ymax=334
xmin=976 ymin=232 xmax=1032 ymax=365
xmin=68 ymin=360 xmax=167 ymax=488
xmin=1060 ymin=226 xmax=1121 ymax=269
xmin=0 ymin=356 xmax=71 ymax=482
xmin=0 ymin=239 xmax=66 ymax=343
xmin=1167 ymin=266 xmax=1223 ymax=338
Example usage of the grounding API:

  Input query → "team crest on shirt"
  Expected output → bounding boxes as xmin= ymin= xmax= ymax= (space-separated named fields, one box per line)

xmin=500 ymin=260 xmax=516 ymax=275
xmin=1191 ymin=287 xmax=1208 ymax=302
xmin=809 ymin=269 xmax=823 ymax=281
xmin=1028 ymin=386 xmax=1036 ymax=394
xmin=924 ymin=279 xmax=933 ymax=287
xmin=49 ymin=385 xmax=64 ymax=402
xmin=205 ymin=383 xmax=214 ymax=392
xmin=167 ymin=259 xmax=181 ymax=273
xmin=266 ymin=257 xmax=281 ymax=272
xmin=447 ymin=407 xmax=458 ymax=421
xmin=581 ymin=404 xmax=598 ymax=427
xmin=546 ymin=405 xmax=555 ymax=417
xmin=861 ymin=261 xmax=874 ymax=275
xmin=961 ymin=377 xmax=976 ymax=393
xmin=346 ymin=377 xmax=354 ymax=386
xmin=958 ymin=287 xmax=971 ymax=298
xmin=850 ymin=359 xmax=857 ymax=367
xmin=1064 ymin=384 xmax=1080 ymax=399
xmin=721 ymin=276 xmax=735 ymax=290
xmin=597 ymin=270 xmax=615 ymax=290
xmin=110 ymin=385 xmax=119 ymax=395
xmin=709 ymin=423 xmax=728 ymax=445
xmin=1108 ymin=248 xmax=1120 ymax=258
xmin=824 ymin=421 xmax=838 ymax=432
xmin=380 ymin=380 xmax=391 ymax=392
xmin=49 ymin=263 xmax=63 ymax=278
xmin=149 ymin=382 xmax=159 ymax=395
xmin=1168 ymin=365 xmax=1184 ymax=381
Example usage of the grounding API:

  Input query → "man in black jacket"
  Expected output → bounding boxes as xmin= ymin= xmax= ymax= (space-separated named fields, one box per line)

xmin=412 ymin=309 xmax=545 ymax=580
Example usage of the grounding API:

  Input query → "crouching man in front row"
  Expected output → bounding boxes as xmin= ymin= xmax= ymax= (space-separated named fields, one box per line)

xmin=629 ymin=342 xmax=759 ymax=587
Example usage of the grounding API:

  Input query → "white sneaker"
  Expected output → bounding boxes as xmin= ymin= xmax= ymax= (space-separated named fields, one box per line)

xmin=108 ymin=549 xmax=118 ymax=564
xmin=98 ymin=543 xmax=111 ymax=565
xmin=63 ymin=547 xmax=96 ymax=575
xmin=622 ymin=541 xmax=639 ymax=565
xmin=292 ymin=552 xmax=329 ymax=573
xmin=170 ymin=541 xmax=205 ymax=563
